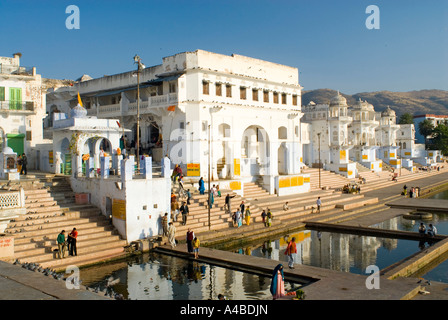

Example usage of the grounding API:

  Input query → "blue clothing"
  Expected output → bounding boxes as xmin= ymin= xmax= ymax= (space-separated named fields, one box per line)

xmin=199 ymin=179 xmax=205 ymax=195
xmin=270 ymin=264 xmax=284 ymax=296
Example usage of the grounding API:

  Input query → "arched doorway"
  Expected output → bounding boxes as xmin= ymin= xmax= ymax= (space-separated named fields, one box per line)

xmin=241 ymin=125 xmax=270 ymax=176
xmin=60 ymin=137 xmax=71 ymax=175
xmin=278 ymin=142 xmax=287 ymax=175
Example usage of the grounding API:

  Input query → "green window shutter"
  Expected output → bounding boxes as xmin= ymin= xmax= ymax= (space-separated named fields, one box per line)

xmin=9 ymin=88 xmax=22 ymax=110
xmin=0 ymin=87 xmax=5 ymax=101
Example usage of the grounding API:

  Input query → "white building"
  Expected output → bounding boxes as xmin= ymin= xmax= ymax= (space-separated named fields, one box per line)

xmin=301 ymin=93 xmax=429 ymax=176
xmin=47 ymin=50 xmax=310 ymax=195
xmin=0 ymin=53 xmax=49 ymax=169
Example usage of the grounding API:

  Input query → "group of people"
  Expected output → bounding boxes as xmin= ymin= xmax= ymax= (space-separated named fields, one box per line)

xmin=418 ymin=223 xmax=437 ymax=237
xmin=56 ymin=228 xmax=78 ymax=259
xmin=402 ymin=185 xmax=420 ymax=198
xmin=342 ymin=183 xmax=361 ymax=194
xmin=171 ymin=192 xmax=191 ymax=225
xmin=231 ymin=201 xmax=251 ymax=228
xmin=16 ymin=153 xmax=28 ymax=175
xmin=260 ymin=208 xmax=273 ymax=227
xmin=186 ymin=228 xmax=200 ymax=259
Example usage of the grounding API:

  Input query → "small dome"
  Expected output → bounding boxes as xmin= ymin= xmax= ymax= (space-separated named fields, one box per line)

xmin=70 ymin=103 xmax=88 ymax=118
xmin=381 ymin=106 xmax=396 ymax=117
xmin=1 ymin=146 xmax=15 ymax=154
xmin=330 ymin=91 xmax=347 ymax=106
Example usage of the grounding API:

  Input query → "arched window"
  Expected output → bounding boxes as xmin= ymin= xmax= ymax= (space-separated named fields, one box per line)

xmin=278 ymin=126 xmax=287 ymax=139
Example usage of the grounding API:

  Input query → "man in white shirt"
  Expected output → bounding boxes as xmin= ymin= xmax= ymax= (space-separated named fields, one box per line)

xmin=316 ymin=197 xmax=322 ymax=213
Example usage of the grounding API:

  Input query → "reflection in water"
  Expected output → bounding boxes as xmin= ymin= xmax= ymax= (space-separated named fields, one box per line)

xmin=80 ymin=195 xmax=448 ymax=298
xmin=229 ymin=228 xmax=423 ymax=276
xmin=80 ymin=252 xmax=298 ymax=300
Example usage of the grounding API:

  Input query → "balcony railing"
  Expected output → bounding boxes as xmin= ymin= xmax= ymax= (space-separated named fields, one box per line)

xmin=0 ymin=101 xmax=35 ymax=112
xmin=0 ymin=64 xmax=34 ymax=76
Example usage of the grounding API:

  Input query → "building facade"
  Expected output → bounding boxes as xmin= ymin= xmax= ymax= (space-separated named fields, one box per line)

xmin=47 ymin=50 xmax=307 ymax=194
xmin=0 ymin=53 xmax=48 ymax=168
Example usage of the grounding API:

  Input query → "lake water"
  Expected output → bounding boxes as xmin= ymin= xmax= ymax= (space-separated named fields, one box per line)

xmin=78 ymin=190 xmax=448 ymax=298
xmin=79 ymin=252 xmax=299 ymax=300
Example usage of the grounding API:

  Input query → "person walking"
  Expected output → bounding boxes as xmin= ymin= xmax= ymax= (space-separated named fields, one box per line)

xmin=180 ymin=201 xmax=189 ymax=225
xmin=57 ymin=230 xmax=66 ymax=259
xmin=236 ymin=209 xmax=242 ymax=228
xmin=193 ymin=236 xmax=200 ymax=259
xmin=209 ymin=191 xmax=214 ymax=208
xmin=186 ymin=229 xmax=195 ymax=254
xmin=168 ymin=222 xmax=176 ymax=248
xmin=245 ymin=206 xmax=251 ymax=226
xmin=266 ymin=208 xmax=273 ymax=227
xmin=186 ymin=189 xmax=192 ymax=205
xmin=285 ymin=237 xmax=297 ymax=269
xmin=162 ymin=213 xmax=169 ymax=237
xmin=68 ymin=228 xmax=78 ymax=256
xmin=20 ymin=153 xmax=27 ymax=175
xmin=316 ymin=197 xmax=322 ymax=213
xmin=225 ymin=193 xmax=236 ymax=215
xmin=17 ymin=155 xmax=22 ymax=174
xmin=239 ymin=201 xmax=245 ymax=217
xmin=198 ymin=177 xmax=205 ymax=195
xmin=261 ymin=210 xmax=267 ymax=227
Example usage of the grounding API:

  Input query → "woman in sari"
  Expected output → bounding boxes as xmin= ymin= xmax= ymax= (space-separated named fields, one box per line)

xmin=236 ymin=209 xmax=242 ymax=228
xmin=168 ymin=222 xmax=176 ymax=248
xmin=198 ymin=177 xmax=205 ymax=195
xmin=270 ymin=264 xmax=285 ymax=300
xmin=245 ymin=206 xmax=251 ymax=226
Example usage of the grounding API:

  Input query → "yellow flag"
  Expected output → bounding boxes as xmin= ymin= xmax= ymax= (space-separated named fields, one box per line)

xmin=77 ymin=92 xmax=83 ymax=107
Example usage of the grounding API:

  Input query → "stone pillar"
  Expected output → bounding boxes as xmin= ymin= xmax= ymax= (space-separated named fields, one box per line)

xmin=161 ymin=157 xmax=171 ymax=178
xmin=86 ymin=157 xmax=95 ymax=178
xmin=113 ymin=154 xmax=123 ymax=175
xmin=141 ymin=156 xmax=152 ymax=179
xmin=100 ymin=156 xmax=110 ymax=179
xmin=121 ymin=157 xmax=134 ymax=185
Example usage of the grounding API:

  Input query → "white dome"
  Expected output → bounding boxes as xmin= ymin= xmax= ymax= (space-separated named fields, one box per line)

xmin=381 ymin=106 xmax=396 ymax=117
xmin=1 ymin=146 xmax=15 ymax=154
xmin=330 ymin=91 xmax=347 ymax=106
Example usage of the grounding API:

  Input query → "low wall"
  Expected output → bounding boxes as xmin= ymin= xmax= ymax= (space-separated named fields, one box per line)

xmin=70 ymin=175 xmax=171 ymax=244
xmin=275 ymin=174 xmax=311 ymax=196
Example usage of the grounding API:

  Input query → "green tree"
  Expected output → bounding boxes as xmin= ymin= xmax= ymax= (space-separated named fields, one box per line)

xmin=398 ymin=113 xmax=414 ymax=124
xmin=418 ymin=119 xmax=435 ymax=148
xmin=432 ymin=124 xmax=448 ymax=156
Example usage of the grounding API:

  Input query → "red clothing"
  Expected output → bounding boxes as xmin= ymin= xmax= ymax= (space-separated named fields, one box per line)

xmin=70 ymin=230 xmax=78 ymax=239
xmin=285 ymin=241 xmax=297 ymax=255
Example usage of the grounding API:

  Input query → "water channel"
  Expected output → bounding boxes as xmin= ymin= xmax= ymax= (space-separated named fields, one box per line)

xmin=79 ymin=191 xmax=448 ymax=300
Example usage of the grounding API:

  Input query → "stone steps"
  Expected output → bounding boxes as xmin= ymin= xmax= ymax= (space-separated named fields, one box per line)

xmin=2 ymin=175 xmax=126 ymax=271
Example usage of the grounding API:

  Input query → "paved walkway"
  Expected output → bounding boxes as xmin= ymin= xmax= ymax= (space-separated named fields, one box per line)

xmin=0 ymin=260 xmax=109 ymax=300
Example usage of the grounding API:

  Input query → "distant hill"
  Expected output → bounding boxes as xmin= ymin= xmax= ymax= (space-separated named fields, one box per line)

xmin=301 ymin=89 xmax=448 ymax=117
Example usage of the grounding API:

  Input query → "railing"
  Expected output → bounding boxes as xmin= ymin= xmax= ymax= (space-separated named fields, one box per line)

xmin=128 ymin=93 xmax=178 ymax=113
xmin=0 ymin=189 xmax=25 ymax=210
xmin=0 ymin=64 xmax=34 ymax=76
xmin=97 ymin=103 xmax=120 ymax=115
xmin=0 ymin=101 xmax=34 ymax=112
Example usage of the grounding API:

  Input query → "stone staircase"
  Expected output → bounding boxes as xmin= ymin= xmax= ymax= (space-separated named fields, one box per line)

xmin=2 ymin=174 xmax=127 ymax=271
xmin=303 ymin=168 xmax=352 ymax=190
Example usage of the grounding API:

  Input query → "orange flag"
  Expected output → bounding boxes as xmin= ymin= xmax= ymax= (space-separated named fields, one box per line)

xmin=77 ymin=92 xmax=83 ymax=107
xmin=167 ymin=105 xmax=175 ymax=111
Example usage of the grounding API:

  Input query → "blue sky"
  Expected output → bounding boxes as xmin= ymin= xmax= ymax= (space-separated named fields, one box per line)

xmin=1 ymin=0 xmax=447 ymax=94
